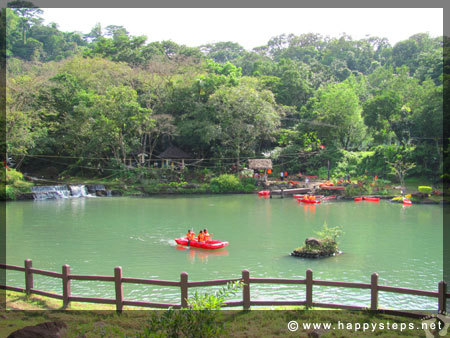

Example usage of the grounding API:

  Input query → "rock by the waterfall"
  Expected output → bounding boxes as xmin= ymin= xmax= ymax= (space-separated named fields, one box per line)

xmin=16 ymin=193 xmax=34 ymax=200
xmin=96 ymin=190 xmax=107 ymax=197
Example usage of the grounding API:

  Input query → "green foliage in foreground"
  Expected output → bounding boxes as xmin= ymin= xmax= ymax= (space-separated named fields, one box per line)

xmin=2 ymin=290 xmax=432 ymax=338
xmin=140 ymin=281 xmax=243 ymax=338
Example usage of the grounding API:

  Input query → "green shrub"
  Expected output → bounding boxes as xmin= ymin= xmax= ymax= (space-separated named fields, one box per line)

xmin=6 ymin=168 xmax=25 ymax=185
xmin=209 ymin=174 xmax=241 ymax=193
xmin=240 ymin=176 xmax=256 ymax=186
xmin=140 ymin=282 xmax=242 ymax=338
xmin=418 ymin=186 xmax=432 ymax=194
xmin=240 ymin=177 xmax=256 ymax=193
xmin=168 ymin=181 xmax=188 ymax=188
xmin=344 ymin=184 xmax=367 ymax=197
xmin=2 ymin=169 xmax=33 ymax=200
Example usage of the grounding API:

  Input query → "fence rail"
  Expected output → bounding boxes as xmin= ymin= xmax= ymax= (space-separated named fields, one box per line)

xmin=1 ymin=259 xmax=448 ymax=315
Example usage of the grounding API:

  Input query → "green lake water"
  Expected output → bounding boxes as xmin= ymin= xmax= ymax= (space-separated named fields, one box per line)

xmin=4 ymin=195 xmax=443 ymax=310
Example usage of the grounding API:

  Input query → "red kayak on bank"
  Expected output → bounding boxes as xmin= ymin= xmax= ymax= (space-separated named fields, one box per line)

xmin=403 ymin=199 xmax=412 ymax=205
xmin=175 ymin=238 xmax=229 ymax=250
xmin=258 ymin=190 xmax=270 ymax=196
xmin=363 ymin=197 xmax=380 ymax=202
xmin=354 ymin=197 xmax=363 ymax=202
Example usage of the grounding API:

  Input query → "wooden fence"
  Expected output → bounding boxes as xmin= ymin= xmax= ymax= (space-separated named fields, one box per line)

xmin=1 ymin=259 xmax=448 ymax=315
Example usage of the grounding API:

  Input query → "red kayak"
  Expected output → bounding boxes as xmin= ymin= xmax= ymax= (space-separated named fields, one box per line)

xmin=298 ymin=199 xmax=321 ymax=204
xmin=403 ymin=199 xmax=412 ymax=205
xmin=354 ymin=197 xmax=363 ymax=201
xmin=363 ymin=197 xmax=380 ymax=202
xmin=258 ymin=190 xmax=270 ymax=196
xmin=175 ymin=238 xmax=229 ymax=250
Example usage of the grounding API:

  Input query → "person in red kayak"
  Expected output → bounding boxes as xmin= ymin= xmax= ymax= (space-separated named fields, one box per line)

xmin=203 ymin=228 xmax=212 ymax=242
xmin=186 ymin=229 xmax=195 ymax=241
xmin=197 ymin=230 xmax=205 ymax=242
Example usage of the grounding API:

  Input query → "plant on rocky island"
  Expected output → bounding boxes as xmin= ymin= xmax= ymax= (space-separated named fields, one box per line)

xmin=294 ymin=223 xmax=343 ymax=256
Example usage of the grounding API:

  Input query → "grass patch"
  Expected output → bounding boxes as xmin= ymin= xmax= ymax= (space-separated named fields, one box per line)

xmin=1 ymin=290 xmax=434 ymax=337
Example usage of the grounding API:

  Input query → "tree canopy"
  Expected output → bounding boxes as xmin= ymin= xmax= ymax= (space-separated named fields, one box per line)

xmin=5 ymin=5 xmax=445 ymax=182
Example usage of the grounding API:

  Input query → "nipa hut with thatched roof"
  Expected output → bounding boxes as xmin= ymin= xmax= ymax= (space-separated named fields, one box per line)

xmin=248 ymin=159 xmax=272 ymax=181
xmin=159 ymin=146 xmax=192 ymax=169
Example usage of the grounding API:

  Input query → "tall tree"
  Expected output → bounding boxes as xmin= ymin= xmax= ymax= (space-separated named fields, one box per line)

xmin=311 ymin=81 xmax=366 ymax=150
xmin=8 ymin=0 xmax=43 ymax=44
xmin=209 ymin=79 xmax=280 ymax=168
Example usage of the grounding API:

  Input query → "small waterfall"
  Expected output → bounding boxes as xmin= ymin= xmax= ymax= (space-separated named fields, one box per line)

xmin=69 ymin=185 xmax=88 ymax=198
xmin=31 ymin=184 xmax=110 ymax=200
xmin=32 ymin=185 xmax=71 ymax=200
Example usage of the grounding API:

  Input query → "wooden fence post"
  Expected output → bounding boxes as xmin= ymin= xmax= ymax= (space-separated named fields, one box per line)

xmin=438 ymin=281 xmax=447 ymax=313
xmin=25 ymin=259 xmax=33 ymax=295
xmin=180 ymin=272 xmax=188 ymax=308
xmin=306 ymin=269 xmax=313 ymax=308
xmin=371 ymin=273 xmax=378 ymax=311
xmin=62 ymin=264 xmax=71 ymax=308
xmin=242 ymin=269 xmax=250 ymax=310
xmin=114 ymin=267 xmax=123 ymax=313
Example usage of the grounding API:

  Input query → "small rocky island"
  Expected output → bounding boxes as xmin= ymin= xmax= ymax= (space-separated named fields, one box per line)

xmin=291 ymin=224 xmax=343 ymax=258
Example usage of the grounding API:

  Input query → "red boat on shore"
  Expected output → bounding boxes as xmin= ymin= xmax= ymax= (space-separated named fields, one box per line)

xmin=175 ymin=238 xmax=229 ymax=250
xmin=354 ymin=197 xmax=363 ymax=201
xmin=363 ymin=197 xmax=380 ymax=202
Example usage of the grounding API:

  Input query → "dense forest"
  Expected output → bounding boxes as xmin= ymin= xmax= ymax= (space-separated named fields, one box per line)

xmin=3 ymin=5 xmax=448 ymax=186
